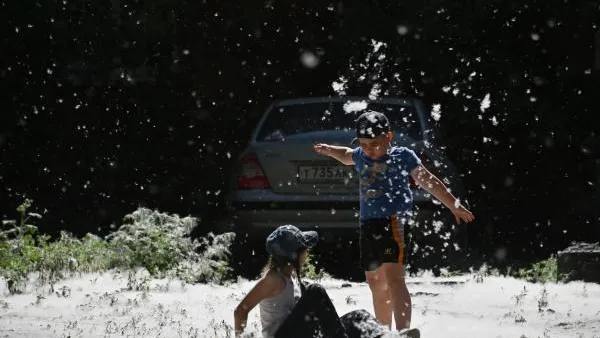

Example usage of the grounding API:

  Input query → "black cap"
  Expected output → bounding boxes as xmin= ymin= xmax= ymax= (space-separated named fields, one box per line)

xmin=355 ymin=111 xmax=391 ymax=139
xmin=265 ymin=225 xmax=318 ymax=262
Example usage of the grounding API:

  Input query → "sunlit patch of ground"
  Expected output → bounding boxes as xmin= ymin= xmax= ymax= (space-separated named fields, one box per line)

xmin=1 ymin=272 xmax=599 ymax=338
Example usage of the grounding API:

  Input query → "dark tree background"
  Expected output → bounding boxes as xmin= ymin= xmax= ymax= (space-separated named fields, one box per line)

xmin=1 ymin=0 xmax=599 ymax=269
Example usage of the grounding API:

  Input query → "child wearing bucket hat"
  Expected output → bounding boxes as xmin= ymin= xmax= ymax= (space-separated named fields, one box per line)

xmin=234 ymin=224 xmax=349 ymax=338
xmin=234 ymin=225 xmax=393 ymax=338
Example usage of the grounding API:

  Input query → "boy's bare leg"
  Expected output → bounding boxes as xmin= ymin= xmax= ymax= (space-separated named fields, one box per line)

xmin=365 ymin=267 xmax=392 ymax=327
xmin=382 ymin=262 xmax=411 ymax=330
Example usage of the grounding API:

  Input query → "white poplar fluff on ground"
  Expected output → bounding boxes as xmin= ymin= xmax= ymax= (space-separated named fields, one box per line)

xmin=1 ymin=272 xmax=599 ymax=338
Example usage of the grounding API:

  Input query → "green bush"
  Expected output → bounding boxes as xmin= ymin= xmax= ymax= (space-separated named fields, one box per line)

xmin=516 ymin=256 xmax=559 ymax=283
xmin=0 ymin=200 xmax=235 ymax=294
xmin=173 ymin=231 xmax=235 ymax=284
xmin=0 ymin=199 xmax=43 ymax=293
xmin=36 ymin=232 xmax=123 ymax=287
xmin=107 ymin=207 xmax=234 ymax=283
xmin=302 ymin=252 xmax=329 ymax=281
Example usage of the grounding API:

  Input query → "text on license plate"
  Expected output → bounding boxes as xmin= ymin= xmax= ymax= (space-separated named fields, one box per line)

xmin=297 ymin=166 xmax=353 ymax=181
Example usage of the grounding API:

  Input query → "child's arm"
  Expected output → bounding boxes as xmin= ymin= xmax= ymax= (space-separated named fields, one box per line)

xmin=313 ymin=144 xmax=355 ymax=165
xmin=234 ymin=273 xmax=280 ymax=337
xmin=410 ymin=164 xmax=475 ymax=224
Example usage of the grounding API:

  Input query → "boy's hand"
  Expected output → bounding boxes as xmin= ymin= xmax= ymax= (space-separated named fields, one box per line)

xmin=313 ymin=143 xmax=354 ymax=165
xmin=313 ymin=143 xmax=331 ymax=156
xmin=452 ymin=205 xmax=475 ymax=224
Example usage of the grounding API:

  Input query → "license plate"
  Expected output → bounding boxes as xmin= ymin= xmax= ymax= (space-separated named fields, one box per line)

xmin=297 ymin=165 xmax=354 ymax=182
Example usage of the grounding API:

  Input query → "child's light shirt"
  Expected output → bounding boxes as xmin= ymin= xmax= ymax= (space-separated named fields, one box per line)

xmin=259 ymin=272 xmax=301 ymax=338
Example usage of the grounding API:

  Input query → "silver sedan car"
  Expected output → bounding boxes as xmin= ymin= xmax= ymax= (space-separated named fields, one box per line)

xmin=221 ymin=96 xmax=467 ymax=277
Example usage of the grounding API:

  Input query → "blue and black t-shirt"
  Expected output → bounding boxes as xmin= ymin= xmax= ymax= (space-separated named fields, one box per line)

xmin=352 ymin=146 xmax=421 ymax=221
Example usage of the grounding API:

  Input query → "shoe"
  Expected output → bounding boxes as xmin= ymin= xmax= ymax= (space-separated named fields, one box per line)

xmin=398 ymin=327 xmax=420 ymax=338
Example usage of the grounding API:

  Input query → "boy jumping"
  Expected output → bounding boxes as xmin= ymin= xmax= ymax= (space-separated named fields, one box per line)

xmin=313 ymin=110 xmax=475 ymax=336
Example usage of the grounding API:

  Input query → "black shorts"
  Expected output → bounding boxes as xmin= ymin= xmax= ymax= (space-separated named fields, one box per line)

xmin=359 ymin=215 xmax=406 ymax=271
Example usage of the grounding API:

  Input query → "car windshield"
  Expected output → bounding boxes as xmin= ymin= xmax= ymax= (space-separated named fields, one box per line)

xmin=256 ymin=101 xmax=422 ymax=141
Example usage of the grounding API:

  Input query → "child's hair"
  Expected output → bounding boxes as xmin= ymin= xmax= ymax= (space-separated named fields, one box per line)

xmin=262 ymin=255 xmax=290 ymax=273
xmin=262 ymin=249 xmax=307 ymax=293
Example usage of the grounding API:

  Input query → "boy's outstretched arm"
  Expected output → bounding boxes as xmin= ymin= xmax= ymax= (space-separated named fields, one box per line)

xmin=313 ymin=144 xmax=355 ymax=165
xmin=410 ymin=164 xmax=475 ymax=224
